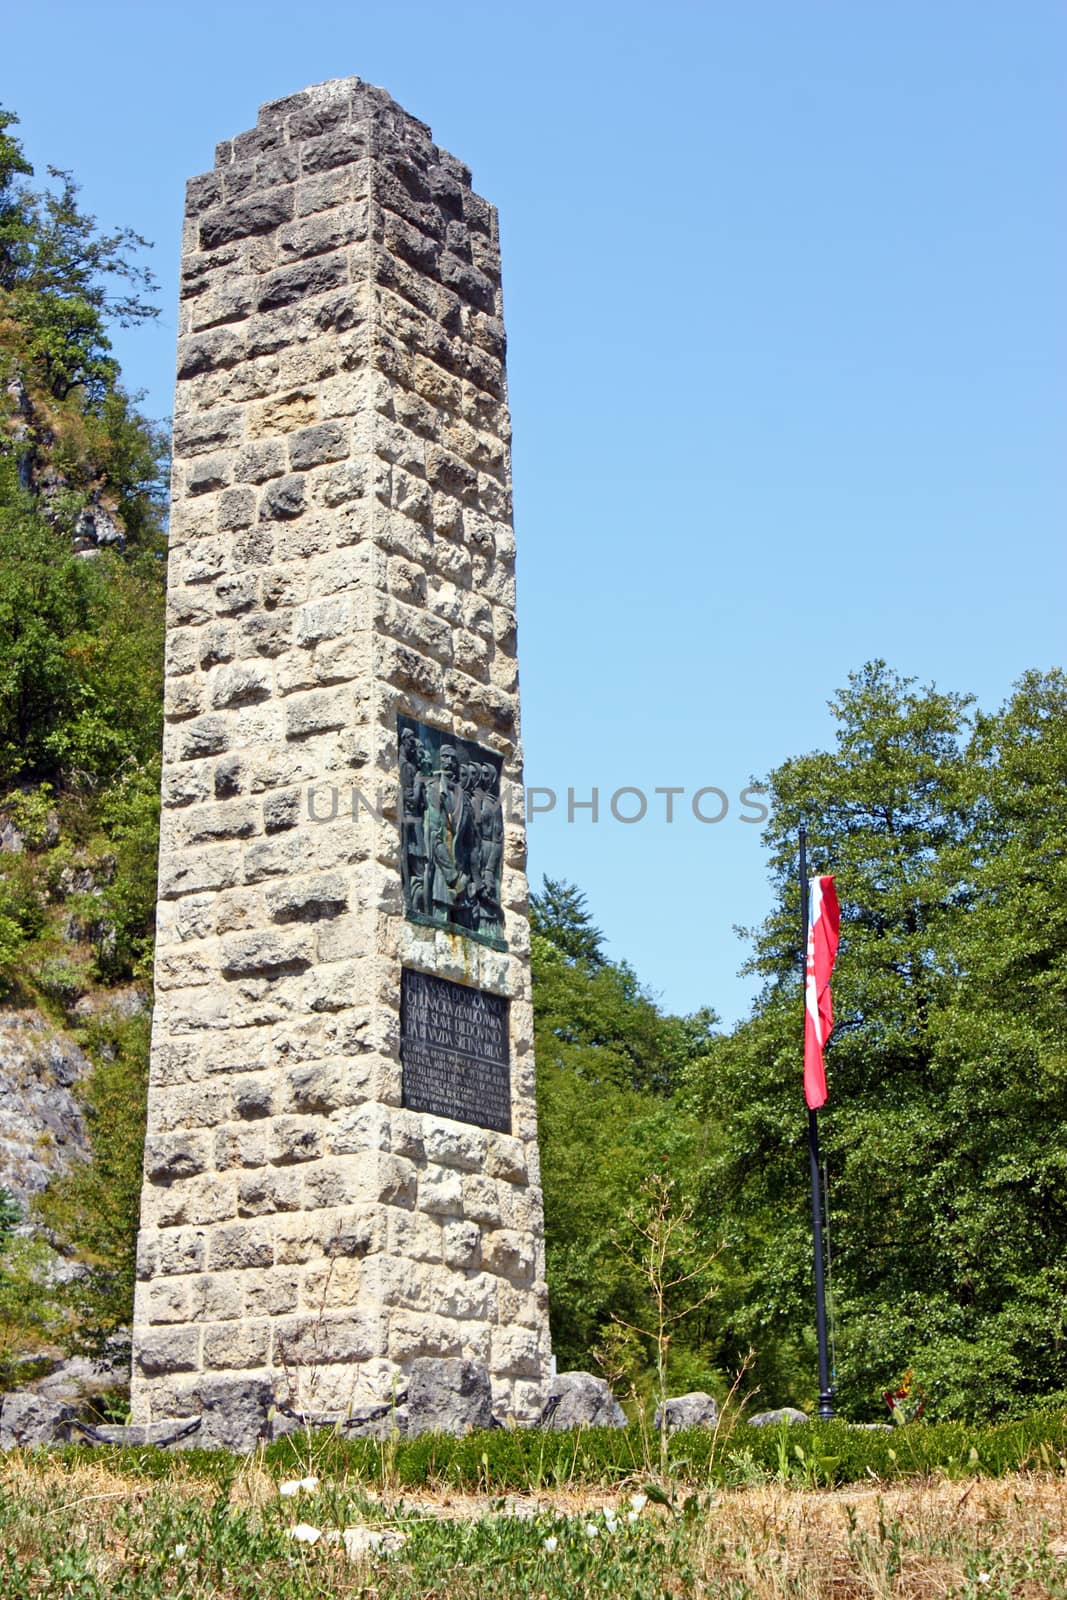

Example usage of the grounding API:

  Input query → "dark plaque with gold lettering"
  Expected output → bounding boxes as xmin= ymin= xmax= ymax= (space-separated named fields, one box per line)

xmin=400 ymin=968 xmax=511 ymax=1133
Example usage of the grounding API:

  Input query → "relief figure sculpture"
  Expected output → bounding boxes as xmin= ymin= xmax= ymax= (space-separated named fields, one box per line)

xmin=397 ymin=716 xmax=506 ymax=949
xmin=399 ymin=725 xmax=428 ymax=914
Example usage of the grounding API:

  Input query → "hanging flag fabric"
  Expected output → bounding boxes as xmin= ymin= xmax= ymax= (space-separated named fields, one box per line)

xmin=804 ymin=875 xmax=840 ymax=1110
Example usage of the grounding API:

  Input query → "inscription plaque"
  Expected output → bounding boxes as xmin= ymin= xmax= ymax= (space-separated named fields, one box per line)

xmin=398 ymin=715 xmax=506 ymax=951
xmin=401 ymin=968 xmax=511 ymax=1133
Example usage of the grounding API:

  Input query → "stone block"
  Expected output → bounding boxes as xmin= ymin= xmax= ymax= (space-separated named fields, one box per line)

xmin=264 ymin=873 xmax=348 ymax=923
xmin=209 ymin=1221 xmax=275 ymax=1272
xmin=270 ymin=1115 xmax=326 ymax=1166
xmin=272 ymin=1310 xmax=381 ymax=1366
xmin=147 ymin=1173 xmax=236 ymax=1229
xmin=259 ymin=251 xmax=349 ymax=313
xmin=263 ymin=788 xmax=301 ymax=833
xmin=203 ymin=1320 xmax=272 ymax=1370
xmin=238 ymin=1167 xmax=302 ymax=1216
xmin=244 ymin=834 xmax=310 ymax=882
xmin=199 ymin=190 xmax=295 ymax=251
xmin=416 ymin=1166 xmax=462 ymax=1218
xmin=133 ymin=1327 xmax=202 ymax=1378
xmin=480 ymin=1228 xmax=532 ymax=1280
xmin=300 ymin=1253 xmax=362 ymax=1309
xmin=144 ymin=1133 xmax=209 ymax=1184
xmin=189 ymin=1273 xmax=244 ymax=1321
xmin=300 ymin=129 xmax=369 ymax=175
xmin=157 ymin=1229 xmax=208 ymax=1275
xmin=330 ymin=1101 xmax=391 ymax=1153
xmin=211 ymin=663 xmax=272 ymax=709
xmin=185 ymin=452 xmax=233 ymax=495
xmin=288 ymin=420 xmax=348 ymax=470
xmin=274 ymin=1211 xmax=332 ymax=1264
xmin=424 ymin=1120 xmax=486 ymax=1172
xmin=490 ymin=1325 xmax=543 ymax=1379
xmin=460 ymin=1174 xmax=502 ymax=1227
xmin=442 ymin=1220 xmax=481 ymax=1270
xmin=244 ymin=1269 xmax=301 ymax=1317
xmin=284 ymin=687 xmax=351 ymax=739
xmin=236 ymin=439 xmax=287 ymax=483
xmin=387 ymin=1207 xmax=443 ymax=1264
xmin=388 ymin=1311 xmax=463 ymax=1363
xmin=259 ymin=473 xmax=307 ymax=520
xmin=220 ymin=929 xmax=314 ymax=976
xmin=193 ymin=1376 xmax=273 ymax=1451
xmin=485 ymin=1134 xmax=527 ymax=1184
xmin=405 ymin=1357 xmax=492 ymax=1436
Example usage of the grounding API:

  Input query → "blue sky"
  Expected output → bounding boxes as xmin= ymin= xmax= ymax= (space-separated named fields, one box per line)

xmin=5 ymin=1 xmax=1065 ymax=1024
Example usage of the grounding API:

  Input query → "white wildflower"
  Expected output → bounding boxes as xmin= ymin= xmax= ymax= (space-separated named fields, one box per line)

xmin=976 ymin=1576 xmax=991 ymax=1588
xmin=627 ymin=1510 xmax=640 ymax=1524
xmin=584 ymin=1522 xmax=599 ymax=1539
xmin=173 ymin=1543 xmax=187 ymax=1559
xmin=629 ymin=1491 xmax=648 ymax=1513
xmin=542 ymin=1534 xmax=559 ymax=1553
xmin=280 ymin=1476 xmax=318 ymax=1496
xmin=287 ymin=1523 xmax=321 ymax=1544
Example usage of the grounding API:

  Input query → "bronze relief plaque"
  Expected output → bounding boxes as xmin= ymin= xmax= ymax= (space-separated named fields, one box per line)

xmin=397 ymin=715 xmax=506 ymax=951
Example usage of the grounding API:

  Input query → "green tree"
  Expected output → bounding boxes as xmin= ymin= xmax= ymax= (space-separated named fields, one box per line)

xmin=694 ymin=663 xmax=1067 ymax=1420
xmin=0 ymin=503 xmax=164 ymax=787
xmin=531 ymin=877 xmax=606 ymax=966
xmin=0 ymin=106 xmax=157 ymax=401
xmin=35 ymin=1012 xmax=150 ymax=1361
xmin=0 ymin=1187 xmax=70 ymax=1390
xmin=532 ymin=878 xmax=723 ymax=1387
xmin=0 ymin=111 xmax=165 ymax=1358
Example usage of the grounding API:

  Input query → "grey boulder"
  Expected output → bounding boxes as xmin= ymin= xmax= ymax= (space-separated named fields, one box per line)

xmin=654 ymin=1391 xmax=719 ymax=1432
xmin=541 ymin=1371 xmax=626 ymax=1430
xmin=0 ymin=1392 xmax=75 ymax=1448
xmin=747 ymin=1406 xmax=810 ymax=1427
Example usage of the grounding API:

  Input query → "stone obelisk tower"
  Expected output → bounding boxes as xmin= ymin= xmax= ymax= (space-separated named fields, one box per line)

xmin=129 ymin=79 xmax=550 ymax=1446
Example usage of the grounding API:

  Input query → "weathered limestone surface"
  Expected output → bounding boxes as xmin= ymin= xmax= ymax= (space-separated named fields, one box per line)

xmin=129 ymin=78 xmax=550 ymax=1438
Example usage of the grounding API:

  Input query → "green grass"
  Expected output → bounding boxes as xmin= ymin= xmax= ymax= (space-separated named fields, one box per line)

xmin=43 ymin=1403 xmax=1067 ymax=1493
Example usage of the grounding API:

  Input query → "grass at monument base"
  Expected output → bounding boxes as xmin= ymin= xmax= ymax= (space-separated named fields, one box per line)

xmin=43 ymin=1405 xmax=1067 ymax=1489
xmin=2 ymin=1416 xmax=1067 ymax=1599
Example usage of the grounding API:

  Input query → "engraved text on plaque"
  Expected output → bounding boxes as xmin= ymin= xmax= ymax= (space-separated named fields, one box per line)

xmin=401 ymin=969 xmax=511 ymax=1133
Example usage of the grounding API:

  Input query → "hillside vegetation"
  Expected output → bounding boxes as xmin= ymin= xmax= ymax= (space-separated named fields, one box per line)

xmin=1 ymin=111 xmax=1066 ymax=1428
xmin=0 ymin=106 xmax=166 ymax=1376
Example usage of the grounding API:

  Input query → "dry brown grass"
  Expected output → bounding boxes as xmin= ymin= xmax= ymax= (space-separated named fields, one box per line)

xmin=0 ymin=1454 xmax=1064 ymax=1597
xmin=696 ymin=1475 xmax=1067 ymax=1597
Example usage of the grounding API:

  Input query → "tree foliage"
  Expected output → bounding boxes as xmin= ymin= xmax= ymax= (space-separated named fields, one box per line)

xmin=692 ymin=662 xmax=1067 ymax=1420
xmin=0 ymin=111 xmax=164 ymax=1360
xmin=0 ymin=107 xmax=157 ymax=402
xmin=531 ymin=878 xmax=724 ymax=1388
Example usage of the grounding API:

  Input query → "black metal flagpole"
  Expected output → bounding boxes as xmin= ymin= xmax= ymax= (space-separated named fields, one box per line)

xmin=800 ymin=822 xmax=835 ymax=1421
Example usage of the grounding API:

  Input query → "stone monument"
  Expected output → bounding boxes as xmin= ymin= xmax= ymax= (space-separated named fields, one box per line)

xmin=128 ymin=78 xmax=551 ymax=1446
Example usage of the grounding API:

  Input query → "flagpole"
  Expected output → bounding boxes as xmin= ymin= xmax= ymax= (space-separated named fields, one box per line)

xmin=800 ymin=823 xmax=835 ymax=1421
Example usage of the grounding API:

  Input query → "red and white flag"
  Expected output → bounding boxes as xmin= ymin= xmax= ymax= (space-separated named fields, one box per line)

xmin=804 ymin=876 xmax=840 ymax=1110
